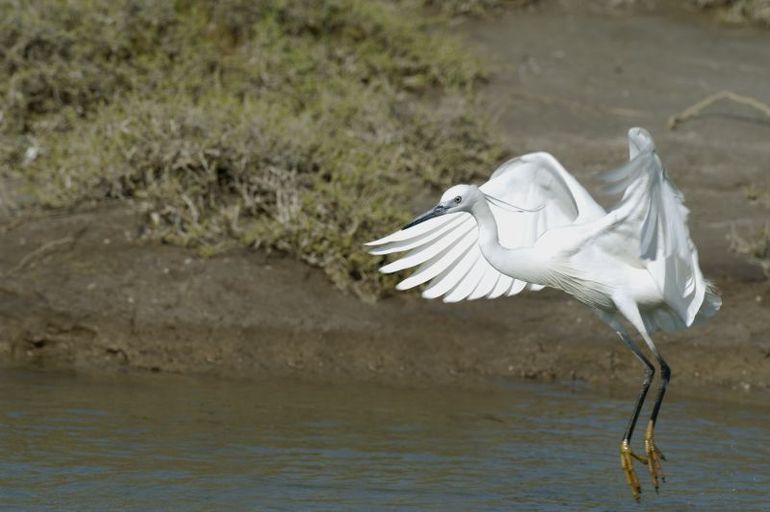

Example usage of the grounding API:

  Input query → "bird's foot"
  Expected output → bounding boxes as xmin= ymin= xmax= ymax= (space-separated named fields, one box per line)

xmin=620 ymin=439 xmax=648 ymax=501
xmin=644 ymin=420 xmax=666 ymax=492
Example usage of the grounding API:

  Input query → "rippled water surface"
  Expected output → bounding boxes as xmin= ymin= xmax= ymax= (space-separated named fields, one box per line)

xmin=0 ymin=368 xmax=768 ymax=511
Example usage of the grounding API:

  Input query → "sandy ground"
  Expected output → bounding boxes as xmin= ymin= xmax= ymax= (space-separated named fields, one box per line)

xmin=1 ymin=1 xmax=768 ymax=397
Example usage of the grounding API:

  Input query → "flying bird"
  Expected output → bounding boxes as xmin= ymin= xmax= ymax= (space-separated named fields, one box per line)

xmin=365 ymin=127 xmax=721 ymax=500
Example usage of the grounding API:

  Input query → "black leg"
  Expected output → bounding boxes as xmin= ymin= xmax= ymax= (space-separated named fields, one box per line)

xmin=649 ymin=355 xmax=670 ymax=427
xmin=617 ymin=330 xmax=655 ymax=500
xmin=605 ymin=301 xmax=669 ymax=499
xmin=644 ymin=349 xmax=669 ymax=492
xmin=618 ymin=332 xmax=655 ymax=442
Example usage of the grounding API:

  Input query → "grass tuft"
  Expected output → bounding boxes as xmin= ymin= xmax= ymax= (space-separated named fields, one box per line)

xmin=729 ymin=185 xmax=770 ymax=278
xmin=693 ymin=0 xmax=770 ymax=26
xmin=422 ymin=0 xmax=534 ymax=17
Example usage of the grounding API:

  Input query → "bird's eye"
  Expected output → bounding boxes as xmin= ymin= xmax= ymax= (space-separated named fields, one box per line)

xmin=454 ymin=196 xmax=462 ymax=204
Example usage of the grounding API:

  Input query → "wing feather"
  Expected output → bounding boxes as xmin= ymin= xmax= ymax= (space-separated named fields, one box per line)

xmin=443 ymin=257 xmax=488 ymax=303
xmin=508 ymin=279 xmax=528 ymax=295
xmin=367 ymin=214 xmax=469 ymax=255
xmin=600 ymin=127 xmax=714 ymax=325
xmin=368 ymin=152 xmax=605 ymax=302
xmin=380 ymin=221 xmax=475 ymax=274
xmin=488 ymin=274 xmax=513 ymax=299
xmin=468 ymin=264 xmax=499 ymax=300
xmin=364 ymin=213 xmax=462 ymax=246
xmin=422 ymin=246 xmax=480 ymax=299
xmin=394 ymin=229 xmax=477 ymax=290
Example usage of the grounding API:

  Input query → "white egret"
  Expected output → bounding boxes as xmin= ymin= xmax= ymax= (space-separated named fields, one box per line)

xmin=366 ymin=127 xmax=721 ymax=500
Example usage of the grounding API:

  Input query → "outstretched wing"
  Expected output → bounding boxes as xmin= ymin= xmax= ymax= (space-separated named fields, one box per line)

xmin=365 ymin=152 xmax=605 ymax=302
xmin=600 ymin=127 xmax=709 ymax=325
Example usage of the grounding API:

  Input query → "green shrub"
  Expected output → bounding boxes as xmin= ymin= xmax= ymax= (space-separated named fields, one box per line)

xmin=1 ymin=0 xmax=508 ymax=299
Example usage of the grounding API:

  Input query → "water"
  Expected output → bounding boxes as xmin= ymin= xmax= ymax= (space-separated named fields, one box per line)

xmin=0 ymin=369 xmax=767 ymax=511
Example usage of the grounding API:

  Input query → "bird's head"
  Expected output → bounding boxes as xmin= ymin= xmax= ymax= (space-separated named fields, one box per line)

xmin=403 ymin=184 xmax=478 ymax=229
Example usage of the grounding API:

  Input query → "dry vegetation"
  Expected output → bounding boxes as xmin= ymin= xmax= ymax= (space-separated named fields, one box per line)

xmin=423 ymin=0 xmax=533 ymax=16
xmin=0 ymin=0 xmax=509 ymax=299
xmin=4 ymin=0 xmax=763 ymax=300
xmin=729 ymin=185 xmax=770 ymax=278
xmin=693 ymin=0 xmax=770 ymax=25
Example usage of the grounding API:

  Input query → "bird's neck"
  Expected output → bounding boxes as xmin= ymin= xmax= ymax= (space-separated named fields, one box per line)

xmin=470 ymin=199 xmax=548 ymax=285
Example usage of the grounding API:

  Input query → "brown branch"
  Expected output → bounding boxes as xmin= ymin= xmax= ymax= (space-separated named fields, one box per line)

xmin=668 ymin=90 xmax=770 ymax=130
xmin=3 ymin=225 xmax=88 ymax=277
xmin=4 ymin=237 xmax=75 ymax=277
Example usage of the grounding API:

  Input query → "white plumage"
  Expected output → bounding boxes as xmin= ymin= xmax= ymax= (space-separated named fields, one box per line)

xmin=366 ymin=127 xmax=720 ymax=331
xmin=366 ymin=127 xmax=721 ymax=500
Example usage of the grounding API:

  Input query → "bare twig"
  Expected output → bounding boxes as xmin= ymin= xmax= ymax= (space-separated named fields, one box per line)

xmin=3 ymin=225 xmax=88 ymax=277
xmin=728 ymin=224 xmax=770 ymax=279
xmin=0 ymin=217 xmax=25 ymax=235
xmin=668 ymin=90 xmax=770 ymax=130
xmin=4 ymin=237 xmax=75 ymax=277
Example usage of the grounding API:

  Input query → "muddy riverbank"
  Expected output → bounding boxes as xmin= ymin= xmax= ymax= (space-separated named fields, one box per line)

xmin=0 ymin=204 xmax=767 ymax=396
xmin=1 ymin=1 xmax=769 ymax=397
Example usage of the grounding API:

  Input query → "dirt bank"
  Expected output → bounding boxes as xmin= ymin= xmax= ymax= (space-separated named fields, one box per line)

xmin=0 ymin=204 xmax=767 ymax=395
xmin=1 ymin=1 xmax=769 ymax=395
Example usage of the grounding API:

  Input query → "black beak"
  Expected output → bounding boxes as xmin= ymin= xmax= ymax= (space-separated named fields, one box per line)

xmin=403 ymin=204 xmax=448 ymax=229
